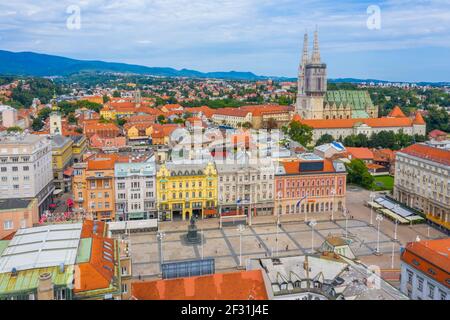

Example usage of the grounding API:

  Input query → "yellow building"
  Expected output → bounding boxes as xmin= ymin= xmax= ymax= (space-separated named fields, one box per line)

xmin=51 ymin=135 xmax=74 ymax=192
xmin=156 ymin=162 xmax=218 ymax=221
xmin=70 ymin=135 xmax=88 ymax=163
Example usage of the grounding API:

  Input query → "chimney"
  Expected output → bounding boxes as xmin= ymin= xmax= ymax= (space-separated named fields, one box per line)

xmin=37 ymin=273 xmax=54 ymax=300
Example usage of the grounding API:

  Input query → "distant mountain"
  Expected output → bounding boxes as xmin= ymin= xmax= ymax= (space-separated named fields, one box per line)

xmin=0 ymin=50 xmax=276 ymax=80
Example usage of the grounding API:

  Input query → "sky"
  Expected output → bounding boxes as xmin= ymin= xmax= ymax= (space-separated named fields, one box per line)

xmin=0 ymin=0 xmax=449 ymax=82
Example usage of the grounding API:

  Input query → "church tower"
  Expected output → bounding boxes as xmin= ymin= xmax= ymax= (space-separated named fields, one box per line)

xmin=50 ymin=95 xmax=62 ymax=135
xmin=296 ymin=28 xmax=327 ymax=119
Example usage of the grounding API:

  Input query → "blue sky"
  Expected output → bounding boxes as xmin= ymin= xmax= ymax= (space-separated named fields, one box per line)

xmin=0 ymin=0 xmax=449 ymax=82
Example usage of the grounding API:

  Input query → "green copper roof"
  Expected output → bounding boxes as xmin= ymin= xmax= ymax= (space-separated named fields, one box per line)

xmin=325 ymin=90 xmax=374 ymax=114
xmin=0 ymin=241 xmax=9 ymax=257
xmin=76 ymin=238 xmax=92 ymax=264
xmin=0 ymin=265 xmax=74 ymax=296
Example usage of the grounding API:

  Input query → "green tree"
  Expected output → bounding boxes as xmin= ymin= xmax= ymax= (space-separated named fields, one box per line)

xmin=345 ymin=159 xmax=374 ymax=189
xmin=31 ymin=117 xmax=44 ymax=131
xmin=157 ymin=115 xmax=166 ymax=124
xmin=282 ymin=121 xmax=313 ymax=147
xmin=315 ymin=134 xmax=334 ymax=146
xmin=38 ymin=107 xmax=52 ymax=121
xmin=113 ymin=91 xmax=121 ymax=98
xmin=103 ymin=95 xmax=110 ymax=103
xmin=6 ymin=126 xmax=23 ymax=133
xmin=425 ymin=107 xmax=449 ymax=133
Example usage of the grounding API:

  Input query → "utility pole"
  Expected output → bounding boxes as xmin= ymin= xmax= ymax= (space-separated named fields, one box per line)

xmin=375 ymin=214 xmax=384 ymax=255
xmin=309 ymin=220 xmax=317 ymax=254
xmin=237 ymin=224 xmax=246 ymax=267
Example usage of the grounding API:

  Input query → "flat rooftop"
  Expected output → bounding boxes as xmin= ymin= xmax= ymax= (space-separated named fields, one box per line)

xmin=0 ymin=199 xmax=33 ymax=211
xmin=0 ymin=223 xmax=82 ymax=273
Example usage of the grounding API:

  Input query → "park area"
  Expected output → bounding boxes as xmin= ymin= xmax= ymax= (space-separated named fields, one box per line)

xmin=372 ymin=175 xmax=394 ymax=191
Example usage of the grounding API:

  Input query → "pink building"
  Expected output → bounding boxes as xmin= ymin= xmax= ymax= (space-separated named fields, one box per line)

xmin=0 ymin=199 xmax=39 ymax=239
xmin=275 ymin=154 xmax=347 ymax=216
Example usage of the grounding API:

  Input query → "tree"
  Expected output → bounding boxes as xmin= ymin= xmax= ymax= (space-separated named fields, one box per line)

xmin=282 ymin=121 xmax=313 ymax=147
xmin=425 ymin=107 xmax=449 ymax=133
xmin=6 ymin=126 xmax=23 ymax=133
xmin=113 ymin=91 xmax=121 ymax=98
xmin=103 ymin=95 xmax=110 ymax=103
xmin=315 ymin=134 xmax=334 ymax=146
xmin=67 ymin=113 xmax=77 ymax=124
xmin=345 ymin=159 xmax=374 ymax=189
xmin=37 ymin=107 xmax=52 ymax=121
xmin=157 ymin=115 xmax=166 ymax=124
xmin=31 ymin=117 xmax=44 ymax=131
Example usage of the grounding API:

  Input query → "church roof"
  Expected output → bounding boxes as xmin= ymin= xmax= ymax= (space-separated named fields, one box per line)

xmin=324 ymin=90 xmax=374 ymax=114
xmin=413 ymin=112 xmax=426 ymax=125
xmin=388 ymin=106 xmax=407 ymax=118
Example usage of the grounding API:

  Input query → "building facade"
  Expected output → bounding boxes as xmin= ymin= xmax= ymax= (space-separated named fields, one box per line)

xmin=400 ymin=239 xmax=449 ymax=300
xmin=275 ymin=154 xmax=347 ymax=216
xmin=156 ymin=162 xmax=218 ymax=221
xmin=293 ymin=108 xmax=426 ymax=144
xmin=0 ymin=198 xmax=38 ymax=239
xmin=394 ymin=144 xmax=450 ymax=234
xmin=115 ymin=158 xmax=157 ymax=221
xmin=216 ymin=162 xmax=275 ymax=218
xmin=0 ymin=133 xmax=54 ymax=214
xmin=73 ymin=155 xmax=118 ymax=222
xmin=51 ymin=135 xmax=73 ymax=192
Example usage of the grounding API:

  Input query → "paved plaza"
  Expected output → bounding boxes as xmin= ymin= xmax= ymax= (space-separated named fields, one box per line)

xmin=129 ymin=187 xmax=447 ymax=281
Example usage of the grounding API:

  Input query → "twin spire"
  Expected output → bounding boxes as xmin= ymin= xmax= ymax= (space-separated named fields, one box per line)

xmin=301 ymin=27 xmax=321 ymax=65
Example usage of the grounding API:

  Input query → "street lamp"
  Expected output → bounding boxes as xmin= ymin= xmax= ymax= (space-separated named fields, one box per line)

xmin=343 ymin=207 xmax=349 ymax=238
xmin=330 ymin=188 xmax=336 ymax=221
xmin=375 ymin=214 xmax=384 ymax=255
xmin=394 ymin=218 xmax=398 ymax=241
xmin=237 ymin=224 xmax=246 ymax=267
xmin=369 ymin=192 xmax=375 ymax=226
xmin=309 ymin=220 xmax=317 ymax=254
xmin=157 ymin=231 xmax=166 ymax=272
xmin=391 ymin=242 xmax=395 ymax=270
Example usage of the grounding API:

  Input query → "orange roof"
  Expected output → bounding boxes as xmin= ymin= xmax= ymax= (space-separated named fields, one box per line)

xmin=413 ymin=111 xmax=426 ymax=125
xmin=84 ymin=121 xmax=120 ymax=132
xmin=80 ymin=220 xmax=106 ymax=238
xmin=298 ymin=116 xmax=413 ymax=129
xmin=401 ymin=239 xmax=450 ymax=288
xmin=399 ymin=143 xmax=450 ymax=166
xmin=87 ymin=154 xmax=121 ymax=170
xmin=74 ymin=236 xmax=115 ymax=293
xmin=346 ymin=147 xmax=374 ymax=160
xmin=131 ymin=270 xmax=268 ymax=300
xmin=428 ymin=129 xmax=448 ymax=139
xmin=388 ymin=106 xmax=407 ymax=118
xmin=280 ymin=158 xmax=336 ymax=174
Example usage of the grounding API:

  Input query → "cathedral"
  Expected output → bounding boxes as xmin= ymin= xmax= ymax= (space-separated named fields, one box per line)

xmin=296 ymin=30 xmax=378 ymax=120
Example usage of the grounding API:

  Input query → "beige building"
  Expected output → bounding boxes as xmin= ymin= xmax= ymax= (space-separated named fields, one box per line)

xmin=394 ymin=144 xmax=450 ymax=234
xmin=216 ymin=162 xmax=275 ymax=217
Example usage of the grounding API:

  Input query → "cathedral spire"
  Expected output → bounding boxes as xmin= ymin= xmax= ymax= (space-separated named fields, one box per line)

xmin=298 ymin=32 xmax=309 ymax=95
xmin=311 ymin=27 xmax=321 ymax=64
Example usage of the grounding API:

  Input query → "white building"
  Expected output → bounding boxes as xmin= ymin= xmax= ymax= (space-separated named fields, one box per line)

xmin=0 ymin=133 xmax=54 ymax=214
xmin=400 ymin=239 xmax=449 ymax=300
xmin=216 ymin=161 xmax=275 ymax=217
xmin=114 ymin=156 xmax=157 ymax=220
xmin=394 ymin=143 xmax=450 ymax=234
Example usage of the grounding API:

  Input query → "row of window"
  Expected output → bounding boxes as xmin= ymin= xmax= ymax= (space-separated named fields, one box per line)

xmin=0 ymin=166 xmax=30 ymax=172
xmin=160 ymin=191 xmax=214 ymax=201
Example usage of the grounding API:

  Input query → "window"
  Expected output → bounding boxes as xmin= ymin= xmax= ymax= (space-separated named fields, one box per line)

xmin=121 ymin=283 xmax=128 ymax=294
xmin=428 ymin=284 xmax=435 ymax=299
xmin=417 ymin=277 xmax=423 ymax=292
xmin=439 ymin=290 xmax=447 ymax=300
xmin=407 ymin=270 xmax=413 ymax=285
xmin=3 ymin=220 xmax=13 ymax=230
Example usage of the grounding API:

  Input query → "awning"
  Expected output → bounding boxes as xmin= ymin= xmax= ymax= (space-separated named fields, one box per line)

xmin=204 ymin=209 xmax=217 ymax=216
xmin=128 ymin=212 xmax=145 ymax=219
xmin=53 ymin=189 xmax=63 ymax=196
xmin=63 ymin=167 xmax=74 ymax=176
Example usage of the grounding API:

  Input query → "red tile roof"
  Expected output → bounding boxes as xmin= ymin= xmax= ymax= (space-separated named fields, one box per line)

xmin=388 ymin=106 xmax=407 ymax=118
xmin=297 ymin=117 xmax=413 ymax=129
xmin=399 ymin=143 xmax=450 ymax=166
xmin=401 ymin=239 xmax=450 ymax=288
xmin=131 ymin=270 xmax=268 ymax=300
xmin=74 ymin=236 xmax=115 ymax=293
xmin=413 ymin=112 xmax=426 ymax=125
xmin=346 ymin=147 xmax=374 ymax=160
